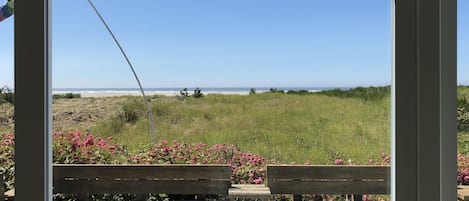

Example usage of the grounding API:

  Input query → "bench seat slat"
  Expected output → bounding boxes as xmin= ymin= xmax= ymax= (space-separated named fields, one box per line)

xmin=268 ymin=180 xmax=390 ymax=194
xmin=54 ymin=180 xmax=231 ymax=195
xmin=267 ymin=165 xmax=390 ymax=180
xmin=53 ymin=164 xmax=231 ymax=180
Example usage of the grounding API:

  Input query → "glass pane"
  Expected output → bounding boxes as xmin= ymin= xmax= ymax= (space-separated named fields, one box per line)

xmin=52 ymin=1 xmax=391 ymax=200
xmin=458 ymin=0 xmax=469 ymax=187
xmin=0 ymin=0 xmax=15 ymax=198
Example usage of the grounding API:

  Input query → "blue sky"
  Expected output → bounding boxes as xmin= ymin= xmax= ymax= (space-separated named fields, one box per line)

xmin=0 ymin=1 xmax=467 ymax=88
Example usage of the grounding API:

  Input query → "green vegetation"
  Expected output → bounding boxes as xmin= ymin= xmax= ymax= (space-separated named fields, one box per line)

xmin=90 ymin=88 xmax=391 ymax=164
xmin=52 ymin=93 xmax=81 ymax=99
xmin=268 ymin=88 xmax=285 ymax=94
xmin=192 ymin=87 xmax=204 ymax=98
xmin=458 ymin=87 xmax=469 ymax=132
xmin=249 ymin=88 xmax=256 ymax=95
xmin=317 ymin=86 xmax=390 ymax=101
xmin=0 ymin=86 xmax=14 ymax=105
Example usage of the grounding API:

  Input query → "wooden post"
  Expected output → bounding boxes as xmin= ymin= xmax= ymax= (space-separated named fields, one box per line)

xmin=354 ymin=194 xmax=363 ymax=201
xmin=0 ymin=174 xmax=4 ymax=201
xmin=293 ymin=194 xmax=302 ymax=201
xmin=76 ymin=193 xmax=87 ymax=201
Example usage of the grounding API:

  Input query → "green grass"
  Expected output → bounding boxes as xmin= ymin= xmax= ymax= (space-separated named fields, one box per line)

xmin=458 ymin=86 xmax=469 ymax=99
xmin=90 ymin=92 xmax=391 ymax=164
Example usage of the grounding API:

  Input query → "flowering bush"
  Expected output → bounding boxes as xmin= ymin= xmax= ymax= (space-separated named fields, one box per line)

xmin=53 ymin=130 xmax=126 ymax=164
xmin=0 ymin=131 xmax=126 ymax=193
xmin=458 ymin=154 xmax=469 ymax=185
xmin=0 ymin=131 xmax=442 ymax=201
xmin=0 ymin=133 xmax=14 ymax=190
xmin=128 ymin=140 xmax=267 ymax=184
xmin=0 ymin=133 xmax=396 ymax=201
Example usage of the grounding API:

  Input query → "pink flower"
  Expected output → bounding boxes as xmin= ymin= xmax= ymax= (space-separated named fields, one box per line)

xmin=463 ymin=169 xmax=469 ymax=175
xmin=97 ymin=139 xmax=107 ymax=147
xmin=83 ymin=136 xmax=94 ymax=147
xmin=464 ymin=176 xmax=469 ymax=183
xmin=253 ymin=177 xmax=263 ymax=184
xmin=335 ymin=159 xmax=344 ymax=165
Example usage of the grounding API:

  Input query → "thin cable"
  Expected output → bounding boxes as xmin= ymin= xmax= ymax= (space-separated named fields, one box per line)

xmin=86 ymin=0 xmax=157 ymax=144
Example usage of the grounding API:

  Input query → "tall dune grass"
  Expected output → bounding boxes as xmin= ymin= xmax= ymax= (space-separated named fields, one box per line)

xmin=90 ymin=91 xmax=391 ymax=164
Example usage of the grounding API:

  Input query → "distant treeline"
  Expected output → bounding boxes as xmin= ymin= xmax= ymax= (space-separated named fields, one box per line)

xmin=52 ymin=93 xmax=81 ymax=99
xmin=262 ymin=86 xmax=391 ymax=101
xmin=316 ymin=86 xmax=391 ymax=101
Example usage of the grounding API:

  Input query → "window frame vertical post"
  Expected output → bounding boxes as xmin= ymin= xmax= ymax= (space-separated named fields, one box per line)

xmin=393 ymin=0 xmax=457 ymax=200
xmin=14 ymin=0 xmax=52 ymax=200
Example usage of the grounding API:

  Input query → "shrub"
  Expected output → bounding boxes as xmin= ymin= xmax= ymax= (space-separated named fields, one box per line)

xmin=179 ymin=88 xmax=189 ymax=97
xmin=459 ymin=154 xmax=469 ymax=185
xmin=249 ymin=88 xmax=256 ymax=95
xmin=317 ymin=86 xmax=390 ymax=101
xmin=458 ymin=97 xmax=469 ymax=132
xmin=53 ymin=130 xmax=127 ymax=164
xmin=0 ymin=133 xmax=14 ymax=190
xmin=0 ymin=130 xmax=397 ymax=201
xmin=52 ymin=93 xmax=81 ymax=99
xmin=192 ymin=87 xmax=204 ymax=98
xmin=118 ymin=99 xmax=144 ymax=123
xmin=0 ymin=131 xmax=126 ymax=193
xmin=127 ymin=140 xmax=267 ymax=184
xmin=286 ymin=90 xmax=311 ymax=95
xmin=0 ymin=86 xmax=14 ymax=105
xmin=269 ymin=88 xmax=285 ymax=94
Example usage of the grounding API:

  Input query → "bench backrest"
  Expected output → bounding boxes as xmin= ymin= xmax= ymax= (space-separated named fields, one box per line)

xmin=267 ymin=165 xmax=390 ymax=195
xmin=53 ymin=164 xmax=232 ymax=195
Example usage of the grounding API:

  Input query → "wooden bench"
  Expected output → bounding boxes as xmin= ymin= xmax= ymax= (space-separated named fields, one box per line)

xmin=267 ymin=165 xmax=390 ymax=201
xmin=53 ymin=164 xmax=232 ymax=200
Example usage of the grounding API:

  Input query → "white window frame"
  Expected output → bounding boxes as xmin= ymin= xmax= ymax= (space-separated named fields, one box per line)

xmin=13 ymin=0 xmax=456 ymax=200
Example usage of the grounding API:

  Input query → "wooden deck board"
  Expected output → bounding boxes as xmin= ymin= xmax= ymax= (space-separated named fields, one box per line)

xmin=458 ymin=185 xmax=469 ymax=201
xmin=228 ymin=184 xmax=271 ymax=200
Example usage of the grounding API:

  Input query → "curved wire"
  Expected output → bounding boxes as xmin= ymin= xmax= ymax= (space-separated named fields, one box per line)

xmin=86 ymin=0 xmax=157 ymax=144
